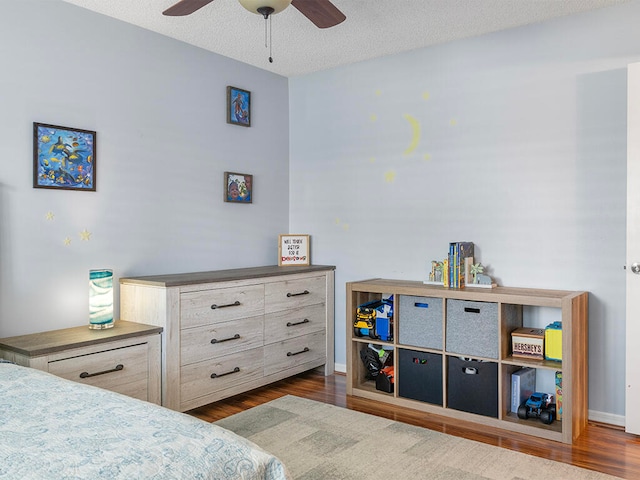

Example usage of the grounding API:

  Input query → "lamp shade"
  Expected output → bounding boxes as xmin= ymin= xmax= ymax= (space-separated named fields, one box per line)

xmin=238 ymin=0 xmax=292 ymax=15
xmin=89 ymin=269 xmax=114 ymax=329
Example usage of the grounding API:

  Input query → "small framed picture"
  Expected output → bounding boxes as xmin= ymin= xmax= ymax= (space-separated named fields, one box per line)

xmin=278 ymin=234 xmax=310 ymax=266
xmin=33 ymin=122 xmax=96 ymax=191
xmin=224 ymin=172 xmax=253 ymax=203
xmin=227 ymin=86 xmax=251 ymax=127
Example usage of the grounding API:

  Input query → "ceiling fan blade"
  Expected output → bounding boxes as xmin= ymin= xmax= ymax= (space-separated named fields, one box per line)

xmin=163 ymin=0 xmax=216 ymax=16
xmin=291 ymin=0 xmax=346 ymax=29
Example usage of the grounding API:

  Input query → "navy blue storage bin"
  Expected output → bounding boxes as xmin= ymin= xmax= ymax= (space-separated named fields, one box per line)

xmin=447 ymin=356 xmax=498 ymax=418
xmin=398 ymin=348 xmax=443 ymax=406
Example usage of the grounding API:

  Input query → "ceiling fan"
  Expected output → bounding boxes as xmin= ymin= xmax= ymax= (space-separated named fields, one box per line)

xmin=162 ymin=0 xmax=346 ymax=29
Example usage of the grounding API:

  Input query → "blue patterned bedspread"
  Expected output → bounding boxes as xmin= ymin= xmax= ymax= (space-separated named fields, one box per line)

xmin=0 ymin=362 xmax=290 ymax=480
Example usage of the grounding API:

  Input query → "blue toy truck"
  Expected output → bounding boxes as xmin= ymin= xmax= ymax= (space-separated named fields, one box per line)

xmin=517 ymin=392 xmax=556 ymax=425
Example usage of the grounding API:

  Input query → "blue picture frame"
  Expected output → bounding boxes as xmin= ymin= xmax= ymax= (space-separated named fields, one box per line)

xmin=227 ymin=86 xmax=251 ymax=127
xmin=33 ymin=122 xmax=96 ymax=191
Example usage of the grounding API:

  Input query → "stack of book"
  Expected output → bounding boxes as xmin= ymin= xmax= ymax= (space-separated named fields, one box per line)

xmin=446 ymin=242 xmax=474 ymax=288
xmin=511 ymin=367 xmax=536 ymax=413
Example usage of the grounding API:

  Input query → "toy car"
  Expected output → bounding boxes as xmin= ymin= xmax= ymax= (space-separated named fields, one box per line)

xmin=353 ymin=298 xmax=393 ymax=340
xmin=354 ymin=305 xmax=377 ymax=338
xmin=517 ymin=392 xmax=556 ymax=425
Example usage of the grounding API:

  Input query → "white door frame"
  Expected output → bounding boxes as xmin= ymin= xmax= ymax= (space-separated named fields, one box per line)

xmin=626 ymin=61 xmax=640 ymax=435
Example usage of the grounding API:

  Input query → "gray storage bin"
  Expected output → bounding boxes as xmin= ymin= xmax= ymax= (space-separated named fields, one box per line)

xmin=446 ymin=299 xmax=498 ymax=359
xmin=398 ymin=295 xmax=443 ymax=349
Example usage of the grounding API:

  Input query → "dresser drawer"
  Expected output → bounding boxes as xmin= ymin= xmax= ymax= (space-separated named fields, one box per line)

xmin=181 ymin=284 xmax=264 ymax=329
xmin=265 ymin=275 xmax=326 ymax=314
xmin=264 ymin=303 xmax=326 ymax=344
xmin=180 ymin=347 xmax=263 ymax=404
xmin=48 ymin=343 xmax=149 ymax=400
xmin=180 ymin=316 xmax=264 ymax=366
xmin=264 ymin=330 xmax=326 ymax=376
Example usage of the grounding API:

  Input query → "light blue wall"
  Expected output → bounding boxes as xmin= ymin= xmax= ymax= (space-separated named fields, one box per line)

xmin=0 ymin=1 xmax=289 ymax=336
xmin=2 ymin=0 xmax=635 ymax=421
xmin=290 ymin=2 xmax=640 ymax=419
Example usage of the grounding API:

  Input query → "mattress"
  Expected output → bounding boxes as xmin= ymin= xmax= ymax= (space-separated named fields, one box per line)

xmin=0 ymin=361 xmax=290 ymax=479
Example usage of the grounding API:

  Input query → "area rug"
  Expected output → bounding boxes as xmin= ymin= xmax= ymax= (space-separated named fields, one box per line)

xmin=214 ymin=395 xmax=621 ymax=480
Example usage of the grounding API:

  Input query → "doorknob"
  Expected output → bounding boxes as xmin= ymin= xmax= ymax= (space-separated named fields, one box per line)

xmin=632 ymin=263 xmax=640 ymax=274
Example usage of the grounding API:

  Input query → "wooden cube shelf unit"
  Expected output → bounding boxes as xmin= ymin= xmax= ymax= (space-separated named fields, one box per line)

xmin=346 ymin=279 xmax=589 ymax=444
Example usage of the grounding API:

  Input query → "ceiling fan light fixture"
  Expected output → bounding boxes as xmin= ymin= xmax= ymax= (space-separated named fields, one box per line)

xmin=238 ymin=0 xmax=292 ymax=16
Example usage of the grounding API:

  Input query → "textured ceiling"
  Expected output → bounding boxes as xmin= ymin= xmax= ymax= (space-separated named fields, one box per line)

xmin=62 ymin=0 xmax=629 ymax=77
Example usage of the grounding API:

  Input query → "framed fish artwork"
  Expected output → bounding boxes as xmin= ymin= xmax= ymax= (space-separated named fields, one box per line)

xmin=226 ymin=86 xmax=251 ymax=127
xmin=33 ymin=122 xmax=97 ymax=191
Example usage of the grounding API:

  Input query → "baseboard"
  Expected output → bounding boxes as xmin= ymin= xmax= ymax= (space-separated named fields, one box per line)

xmin=589 ymin=409 xmax=625 ymax=428
xmin=335 ymin=363 xmax=346 ymax=374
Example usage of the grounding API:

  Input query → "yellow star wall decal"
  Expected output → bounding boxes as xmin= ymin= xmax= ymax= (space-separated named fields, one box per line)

xmin=334 ymin=218 xmax=350 ymax=231
xmin=384 ymin=170 xmax=396 ymax=183
xmin=42 ymin=211 xmax=96 ymax=248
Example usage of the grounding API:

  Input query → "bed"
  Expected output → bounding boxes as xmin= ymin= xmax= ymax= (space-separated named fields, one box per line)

xmin=0 ymin=361 xmax=290 ymax=479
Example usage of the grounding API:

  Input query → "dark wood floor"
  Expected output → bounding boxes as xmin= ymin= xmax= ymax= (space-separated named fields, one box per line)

xmin=188 ymin=371 xmax=640 ymax=479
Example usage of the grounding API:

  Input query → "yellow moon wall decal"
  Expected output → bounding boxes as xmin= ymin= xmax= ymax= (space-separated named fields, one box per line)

xmin=403 ymin=114 xmax=421 ymax=155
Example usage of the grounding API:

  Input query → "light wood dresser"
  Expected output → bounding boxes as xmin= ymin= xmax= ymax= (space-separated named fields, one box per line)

xmin=120 ymin=265 xmax=336 ymax=412
xmin=0 ymin=320 xmax=162 ymax=404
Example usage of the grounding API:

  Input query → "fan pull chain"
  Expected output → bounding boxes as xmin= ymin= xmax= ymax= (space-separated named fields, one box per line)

xmin=264 ymin=15 xmax=273 ymax=63
xmin=269 ymin=15 xmax=273 ymax=63
xmin=264 ymin=15 xmax=268 ymax=48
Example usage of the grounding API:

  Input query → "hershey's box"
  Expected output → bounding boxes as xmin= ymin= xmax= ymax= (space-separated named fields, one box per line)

xmin=511 ymin=327 xmax=545 ymax=359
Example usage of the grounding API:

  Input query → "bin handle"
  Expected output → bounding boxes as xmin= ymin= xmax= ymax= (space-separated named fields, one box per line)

xmin=463 ymin=367 xmax=478 ymax=375
xmin=414 ymin=302 xmax=429 ymax=308
xmin=464 ymin=307 xmax=481 ymax=314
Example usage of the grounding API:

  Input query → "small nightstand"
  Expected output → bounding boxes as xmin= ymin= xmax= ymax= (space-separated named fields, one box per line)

xmin=0 ymin=320 xmax=162 ymax=404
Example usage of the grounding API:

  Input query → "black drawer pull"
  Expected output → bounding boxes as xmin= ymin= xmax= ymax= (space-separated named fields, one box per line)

xmin=464 ymin=307 xmax=481 ymax=314
xmin=286 ymin=319 xmax=310 ymax=327
xmin=287 ymin=347 xmax=310 ymax=357
xmin=79 ymin=364 xmax=124 ymax=379
xmin=414 ymin=302 xmax=429 ymax=308
xmin=211 ymin=300 xmax=241 ymax=309
xmin=211 ymin=333 xmax=241 ymax=344
xmin=287 ymin=290 xmax=309 ymax=297
xmin=210 ymin=366 xmax=240 ymax=379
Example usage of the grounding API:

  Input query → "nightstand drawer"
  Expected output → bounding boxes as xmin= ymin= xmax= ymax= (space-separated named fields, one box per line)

xmin=265 ymin=275 xmax=326 ymax=313
xmin=48 ymin=343 xmax=149 ymax=400
xmin=180 ymin=316 xmax=264 ymax=366
xmin=181 ymin=285 xmax=264 ymax=329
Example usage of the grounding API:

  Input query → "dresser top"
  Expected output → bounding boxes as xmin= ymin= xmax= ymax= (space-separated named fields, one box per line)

xmin=0 ymin=320 xmax=162 ymax=357
xmin=119 ymin=264 xmax=336 ymax=287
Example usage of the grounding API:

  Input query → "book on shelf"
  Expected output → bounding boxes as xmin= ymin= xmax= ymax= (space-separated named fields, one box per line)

xmin=511 ymin=367 xmax=536 ymax=413
xmin=442 ymin=258 xmax=449 ymax=287
xmin=555 ymin=371 xmax=563 ymax=420
xmin=448 ymin=242 xmax=474 ymax=288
